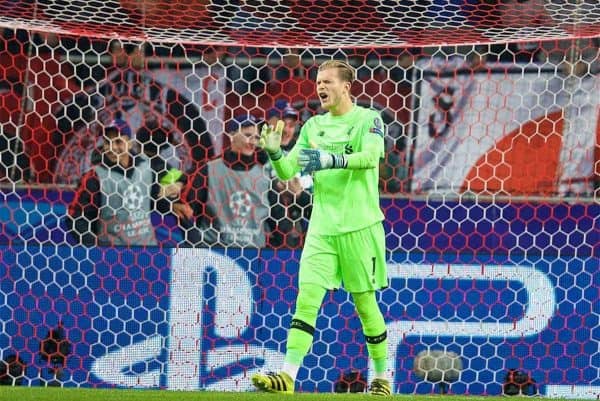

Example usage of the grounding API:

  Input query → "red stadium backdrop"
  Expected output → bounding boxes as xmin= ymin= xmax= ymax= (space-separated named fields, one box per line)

xmin=53 ymin=53 xmax=227 ymax=185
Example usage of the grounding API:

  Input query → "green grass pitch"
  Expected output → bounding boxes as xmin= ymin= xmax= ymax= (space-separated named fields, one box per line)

xmin=0 ymin=387 xmax=579 ymax=401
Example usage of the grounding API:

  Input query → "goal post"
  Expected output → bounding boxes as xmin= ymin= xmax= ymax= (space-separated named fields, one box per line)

xmin=0 ymin=1 xmax=598 ymax=398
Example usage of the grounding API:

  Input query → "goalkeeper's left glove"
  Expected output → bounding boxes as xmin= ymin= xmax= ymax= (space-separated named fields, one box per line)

xmin=298 ymin=148 xmax=347 ymax=174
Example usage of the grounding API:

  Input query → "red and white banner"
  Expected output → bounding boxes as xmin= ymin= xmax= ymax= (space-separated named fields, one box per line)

xmin=411 ymin=58 xmax=600 ymax=196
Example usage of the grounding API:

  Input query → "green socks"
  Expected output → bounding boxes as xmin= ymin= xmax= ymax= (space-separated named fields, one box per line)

xmin=284 ymin=286 xmax=388 ymax=379
xmin=285 ymin=283 xmax=326 ymax=365
xmin=352 ymin=291 xmax=388 ymax=377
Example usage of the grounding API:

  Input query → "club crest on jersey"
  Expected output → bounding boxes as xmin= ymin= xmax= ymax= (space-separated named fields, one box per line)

xmin=370 ymin=118 xmax=384 ymax=137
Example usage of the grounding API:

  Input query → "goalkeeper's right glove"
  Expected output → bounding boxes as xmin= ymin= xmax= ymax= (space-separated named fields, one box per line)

xmin=298 ymin=148 xmax=347 ymax=174
xmin=258 ymin=120 xmax=284 ymax=160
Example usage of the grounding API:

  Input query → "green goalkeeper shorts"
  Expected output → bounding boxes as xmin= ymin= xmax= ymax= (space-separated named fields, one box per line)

xmin=299 ymin=222 xmax=388 ymax=293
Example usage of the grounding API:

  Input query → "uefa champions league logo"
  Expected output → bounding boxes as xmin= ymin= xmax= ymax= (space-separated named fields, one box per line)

xmin=123 ymin=184 xmax=143 ymax=211
xmin=229 ymin=190 xmax=252 ymax=222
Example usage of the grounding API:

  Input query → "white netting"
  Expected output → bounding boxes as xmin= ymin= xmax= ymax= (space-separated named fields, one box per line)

xmin=0 ymin=1 xmax=598 ymax=398
xmin=0 ymin=1 xmax=599 ymax=47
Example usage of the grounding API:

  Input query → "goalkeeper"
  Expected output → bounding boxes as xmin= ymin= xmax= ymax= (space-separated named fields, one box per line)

xmin=252 ymin=60 xmax=390 ymax=396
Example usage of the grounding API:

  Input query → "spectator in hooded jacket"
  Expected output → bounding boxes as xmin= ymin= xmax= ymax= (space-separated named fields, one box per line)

xmin=66 ymin=118 xmax=191 ymax=246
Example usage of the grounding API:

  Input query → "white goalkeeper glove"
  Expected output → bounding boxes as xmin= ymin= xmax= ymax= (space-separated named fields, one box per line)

xmin=298 ymin=148 xmax=347 ymax=174
xmin=259 ymin=120 xmax=284 ymax=160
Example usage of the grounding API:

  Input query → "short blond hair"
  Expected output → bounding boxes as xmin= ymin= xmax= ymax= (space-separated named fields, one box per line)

xmin=318 ymin=60 xmax=355 ymax=83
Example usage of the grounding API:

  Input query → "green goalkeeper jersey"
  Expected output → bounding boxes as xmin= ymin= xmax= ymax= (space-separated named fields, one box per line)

xmin=271 ymin=104 xmax=385 ymax=235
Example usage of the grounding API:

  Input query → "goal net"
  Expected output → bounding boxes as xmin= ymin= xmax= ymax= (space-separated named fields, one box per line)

xmin=0 ymin=1 xmax=598 ymax=398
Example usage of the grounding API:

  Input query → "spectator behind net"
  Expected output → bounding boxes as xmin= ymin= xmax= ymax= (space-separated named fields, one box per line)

xmin=135 ymin=123 xmax=187 ymax=197
xmin=265 ymin=100 xmax=312 ymax=248
xmin=183 ymin=114 xmax=274 ymax=247
xmin=66 ymin=118 xmax=192 ymax=246
xmin=136 ymin=123 xmax=193 ymax=237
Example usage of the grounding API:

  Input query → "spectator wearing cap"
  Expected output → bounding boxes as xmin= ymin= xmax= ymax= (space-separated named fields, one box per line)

xmin=66 ymin=118 xmax=191 ymax=246
xmin=264 ymin=100 xmax=312 ymax=249
xmin=182 ymin=114 xmax=275 ymax=247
